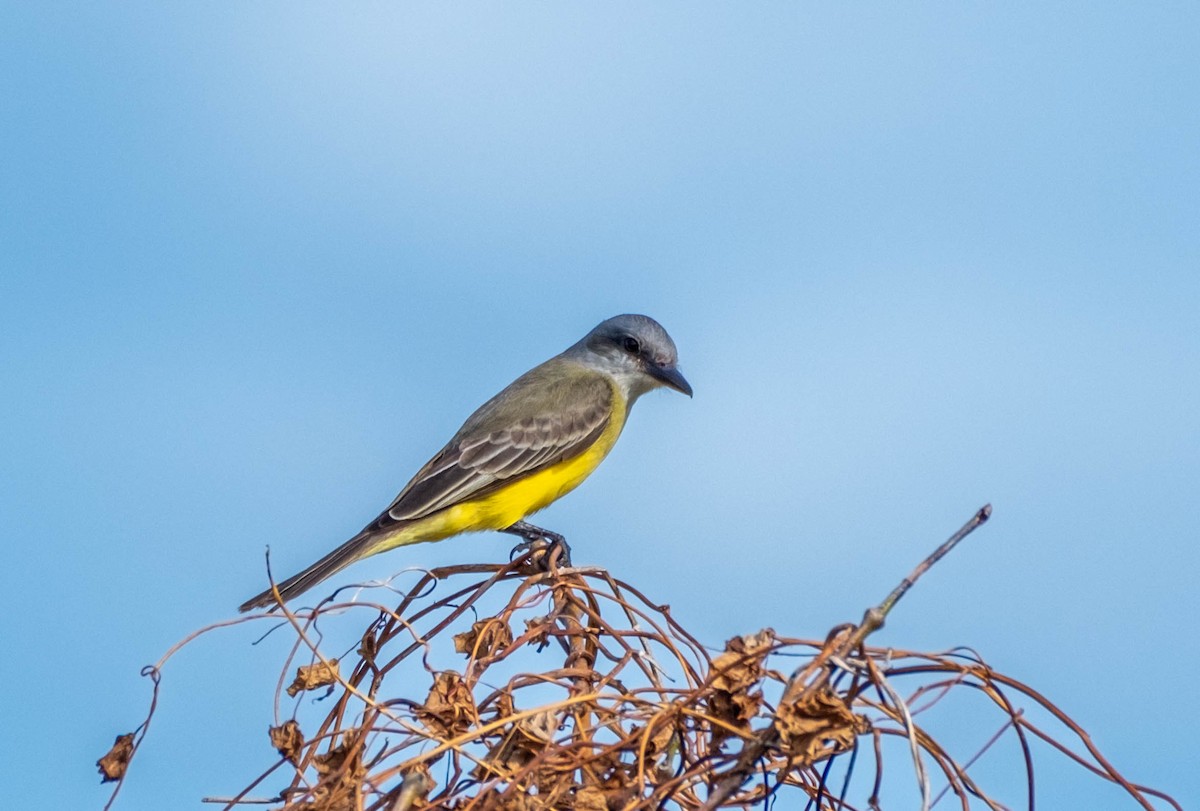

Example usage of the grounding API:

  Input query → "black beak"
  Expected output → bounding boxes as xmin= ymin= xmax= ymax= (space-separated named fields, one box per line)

xmin=649 ymin=363 xmax=693 ymax=397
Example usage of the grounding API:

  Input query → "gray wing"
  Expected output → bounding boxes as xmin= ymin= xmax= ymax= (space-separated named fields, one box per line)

xmin=363 ymin=365 xmax=613 ymax=532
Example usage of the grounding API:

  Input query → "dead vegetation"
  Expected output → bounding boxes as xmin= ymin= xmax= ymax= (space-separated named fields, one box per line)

xmin=100 ymin=506 xmax=1181 ymax=810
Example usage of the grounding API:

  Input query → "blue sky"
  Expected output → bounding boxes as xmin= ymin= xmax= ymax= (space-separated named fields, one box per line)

xmin=2 ymin=3 xmax=1197 ymax=808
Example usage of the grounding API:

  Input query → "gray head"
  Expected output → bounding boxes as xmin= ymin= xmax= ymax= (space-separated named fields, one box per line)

xmin=565 ymin=314 xmax=692 ymax=400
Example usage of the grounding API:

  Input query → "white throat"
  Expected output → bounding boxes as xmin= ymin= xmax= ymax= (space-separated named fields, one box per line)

xmin=605 ymin=366 xmax=658 ymax=405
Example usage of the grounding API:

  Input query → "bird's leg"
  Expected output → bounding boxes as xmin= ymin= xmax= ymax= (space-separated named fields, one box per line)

xmin=503 ymin=520 xmax=571 ymax=566
xmin=503 ymin=520 xmax=566 ymax=546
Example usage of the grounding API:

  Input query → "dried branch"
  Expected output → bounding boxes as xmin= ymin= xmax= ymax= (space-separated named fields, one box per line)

xmin=100 ymin=506 xmax=1181 ymax=811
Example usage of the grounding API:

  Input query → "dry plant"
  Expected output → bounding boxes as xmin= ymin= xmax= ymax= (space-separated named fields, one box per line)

xmin=99 ymin=506 xmax=1181 ymax=810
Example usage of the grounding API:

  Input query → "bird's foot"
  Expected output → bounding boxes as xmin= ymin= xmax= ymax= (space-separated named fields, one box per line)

xmin=503 ymin=521 xmax=572 ymax=569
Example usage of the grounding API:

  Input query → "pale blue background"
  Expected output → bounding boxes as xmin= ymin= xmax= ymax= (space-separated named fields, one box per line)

xmin=2 ymin=3 xmax=1197 ymax=808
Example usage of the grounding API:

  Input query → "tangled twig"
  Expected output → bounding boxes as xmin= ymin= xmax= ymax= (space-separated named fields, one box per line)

xmin=99 ymin=506 xmax=1182 ymax=810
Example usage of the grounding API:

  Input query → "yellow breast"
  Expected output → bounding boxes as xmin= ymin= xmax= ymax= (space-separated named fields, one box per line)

xmin=382 ymin=382 xmax=628 ymax=547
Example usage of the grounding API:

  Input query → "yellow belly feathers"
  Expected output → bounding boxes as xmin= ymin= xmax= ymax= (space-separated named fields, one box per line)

xmin=371 ymin=383 xmax=627 ymax=553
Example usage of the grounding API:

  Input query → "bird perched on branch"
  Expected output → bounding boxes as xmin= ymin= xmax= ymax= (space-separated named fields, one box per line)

xmin=239 ymin=314 xmax=692 ymax=612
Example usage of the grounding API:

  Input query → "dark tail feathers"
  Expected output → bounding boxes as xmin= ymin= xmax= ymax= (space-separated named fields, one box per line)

xmin=238 ymin=530 xmax=378 ymax=612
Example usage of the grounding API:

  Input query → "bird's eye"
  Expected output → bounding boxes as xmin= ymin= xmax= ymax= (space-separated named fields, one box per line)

xmin=621 ymin=336 xmax=641 ymax=354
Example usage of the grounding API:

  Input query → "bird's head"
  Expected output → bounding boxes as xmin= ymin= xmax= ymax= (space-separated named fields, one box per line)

xmin=571 ymin=314 xmax=692 ymax=401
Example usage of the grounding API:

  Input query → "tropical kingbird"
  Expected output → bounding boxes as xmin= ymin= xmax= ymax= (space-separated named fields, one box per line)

xmin=238 ymin=314 xmax=691 ymax=611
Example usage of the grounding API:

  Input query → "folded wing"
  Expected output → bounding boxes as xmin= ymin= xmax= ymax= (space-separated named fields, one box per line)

xmin=369 ymin=370 xmax=613 ymax=529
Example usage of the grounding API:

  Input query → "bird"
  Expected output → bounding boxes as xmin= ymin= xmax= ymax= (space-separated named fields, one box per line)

xmin=238 ymin=314 xmax=691 ymax=611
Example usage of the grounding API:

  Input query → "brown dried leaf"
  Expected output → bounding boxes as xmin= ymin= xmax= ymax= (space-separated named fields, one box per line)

xmin=453 ymin=618 xmax=514 ymax=658
xmin=576 ymin=783 xmax=636 ymax=811
xmin=532 ymin=769 xmax=573 ymax=806
xmin=286 ymin=658 xmax=340 ymax=697
xmin=523 ymin=615 xmax=552 ymax=648
xmin=708 ymin=629 xmax=774 ymax=693
xmin=647 ymin=717 xmax=676 ymax=756
xmin=417 ymin=671 xmax=476 ymax=738
xmin=479 ymin=689 xmax=517 ymax=728
xmin=313 ymin=740 xmax=358 ymax=776
xmin=774 ymin=687 xmax=870 ymax=764
xmin=574 ymin=786 xmax=608 ymax=811
xmin=517 ymin=708 xmax=559 ymax=745
xmin=96 ymin=733 xmax=135 ymax=782
xmin=489 ymin=791 xmax=541 ymax=811
xmin=269 ymin=719 xmax=304 ymax=765
xmin=705 ymin=629 xmax=774 ymax=741
xmin=473 ymin=707 xmax=559 ymax=781
xmin=707 ymin=688 xmax=763 ymax=740
xmin=310 ymin=737 xmax=366 ymax=811
xmin=475 ymin=736 xmax=527 ymax=780
xmin=358 ymin=625 xmax=379 ymax=664
xmin=631 ymin=714 xmax=677 ymax=757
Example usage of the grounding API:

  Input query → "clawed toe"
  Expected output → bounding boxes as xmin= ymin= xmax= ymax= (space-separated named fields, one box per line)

xmin=503 ymin=521 xmax=571 ymax=568
xmin=508 ymin=535 xmax=572 ymax=569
